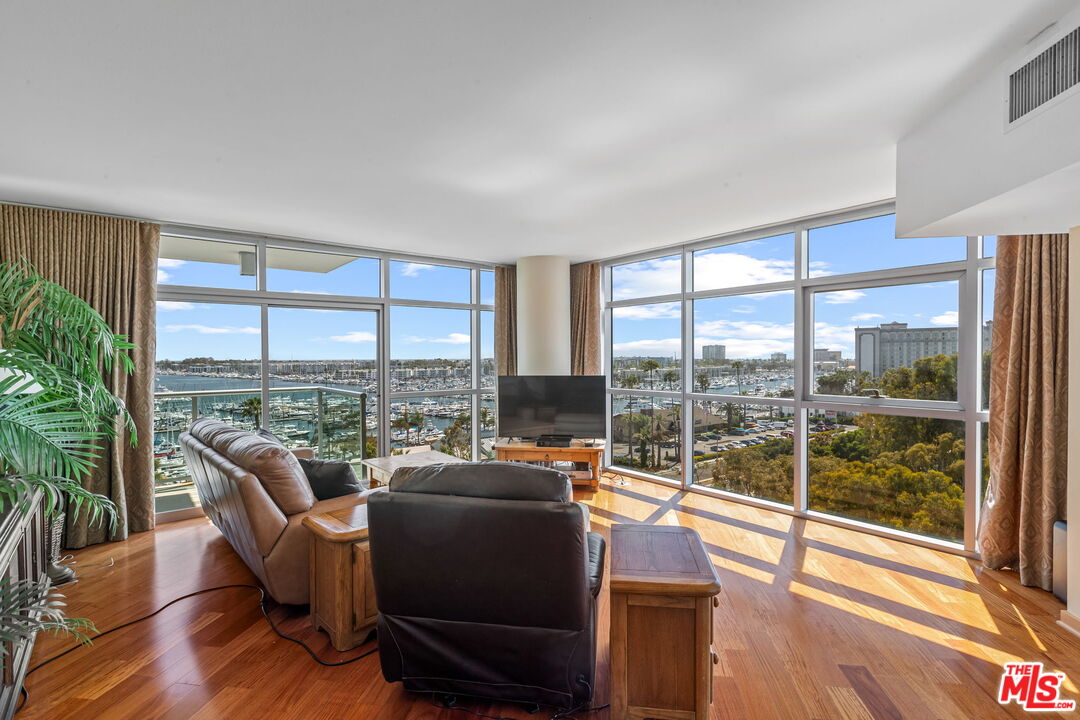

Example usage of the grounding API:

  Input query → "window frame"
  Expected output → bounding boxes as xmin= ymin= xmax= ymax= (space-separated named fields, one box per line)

xmin=156 ymin=227 xmax=498 ymax=502
xmin=601 ymin=201 xmax=996 ymax=555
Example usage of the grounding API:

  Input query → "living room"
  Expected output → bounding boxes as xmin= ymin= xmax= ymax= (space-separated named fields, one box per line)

xmin=1 ymin=2 xmax=1080 ymax=719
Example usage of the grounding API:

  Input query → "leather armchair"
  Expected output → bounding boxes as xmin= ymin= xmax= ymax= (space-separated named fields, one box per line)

xmin=367 ymin=462 xmax=605 ymax=710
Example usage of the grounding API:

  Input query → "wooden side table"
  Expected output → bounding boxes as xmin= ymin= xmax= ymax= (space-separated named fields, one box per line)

xmin=492 ymin=440 xmax=605 ymax=488
xmin=360 ymin=449 xmax=466 ymax=489
xmin=609 ymin=524 xmax=722 ymax=720
xmin=302 ymin=504 xmax=378 ymax=651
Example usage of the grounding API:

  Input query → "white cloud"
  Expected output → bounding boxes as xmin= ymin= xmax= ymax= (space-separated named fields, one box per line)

xmin=404 ymin=333 xmax=471 ymax=344
xmin=930 ymin=310 xmax=959 ymax=326
xmin=164 ymin=324 xmax=260 ymax=335
xmin=690 ymin=318 xmax=795 ymax=359
xmin=612 ymin=337 xmax=681 ymax=355
xmin=285 ymin=289 xmax=332 ymax=295
xmin=850 ymin=312 xmax=884 ymax=323
xmin=813 ymin=321 xmax=857 ymax=355
xmin=612 ymin=303 xmax=681 ymax=320
xmin=693 ymin=252 xmax=794 ymax=290
xmin=612 ymin=257 xmax=681 ymax=299
xmin=399 ymin=262 xmax=434 ymax=277
xmin=156 ymin=301 xmax=193 ymax=312
xmin=156 ymin=258 xmax=185 ymax=284
xmin=329 ymin=331 xmax=377 ymax=343
xmin=821 ymin=290 xmax=865 ymax=304
xmin=731 ymin=305 xmax=756 ymax=314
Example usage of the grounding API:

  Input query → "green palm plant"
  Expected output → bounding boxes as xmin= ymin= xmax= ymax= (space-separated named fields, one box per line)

xmin=0 ymin=258 xmax=133 ymax=660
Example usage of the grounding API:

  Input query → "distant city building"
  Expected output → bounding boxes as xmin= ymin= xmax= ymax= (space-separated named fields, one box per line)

xmin=770 ymin=352 xmax=787 ymax=362
xmin=813 ymin=348 xmax=842 ymax=364
xmin=702 ymin=344 xmax=726 ymax=361
xmin=854 ymin=321 xmax=993 ymax=377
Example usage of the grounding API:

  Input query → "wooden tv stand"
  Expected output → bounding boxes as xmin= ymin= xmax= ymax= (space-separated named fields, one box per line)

xmin=493 ymin=439 xmax=605 ymax=489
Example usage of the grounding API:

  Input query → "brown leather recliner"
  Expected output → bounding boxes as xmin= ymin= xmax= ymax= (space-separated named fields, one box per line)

xmin=180 ymin=418 xmax=381 ymax=604
xmin=367 ymin=462 xmax=605 ymax=710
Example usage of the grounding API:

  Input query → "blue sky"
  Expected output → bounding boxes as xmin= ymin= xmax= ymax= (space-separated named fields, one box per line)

xmin=155 ymin=258 xmax=494 ymax=361
xmin=611 ymin=214 xmax=992 ymax=360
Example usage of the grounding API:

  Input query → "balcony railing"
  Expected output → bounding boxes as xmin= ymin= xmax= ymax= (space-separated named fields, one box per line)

xmin=153 ymin=386 xmax=371 ymax=514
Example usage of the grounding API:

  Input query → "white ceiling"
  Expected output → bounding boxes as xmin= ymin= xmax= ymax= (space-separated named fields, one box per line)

xmin=0 ymin=1 xmax=1072 ymax=264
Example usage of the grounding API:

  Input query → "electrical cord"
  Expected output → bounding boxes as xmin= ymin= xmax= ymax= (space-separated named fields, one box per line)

xmin=15 ymin=583 xmax=378 ymax=714
xmin=18 ymin=585 xmax=608 ymax=720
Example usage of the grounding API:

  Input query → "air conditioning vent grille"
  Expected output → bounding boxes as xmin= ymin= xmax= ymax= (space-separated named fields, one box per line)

xmin=1008 ymin=26 xmax=1080 ymax=123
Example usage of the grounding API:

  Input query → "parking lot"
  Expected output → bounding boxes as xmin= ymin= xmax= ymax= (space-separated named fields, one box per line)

xmin=690 ymin=420 xmax=854 ymax=457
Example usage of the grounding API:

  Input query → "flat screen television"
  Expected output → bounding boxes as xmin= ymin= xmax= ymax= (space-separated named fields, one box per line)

xmin=497 ymin=375 xmax=606 ymax=440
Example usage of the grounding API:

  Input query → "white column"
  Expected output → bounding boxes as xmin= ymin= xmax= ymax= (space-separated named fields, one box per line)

xmin=1067 ymin=225 xmax=1080 ymax=636
xmin=516 ymin=255 xmax=571 ymax=375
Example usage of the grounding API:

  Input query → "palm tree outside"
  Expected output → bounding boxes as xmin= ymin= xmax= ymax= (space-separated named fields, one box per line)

xmin=620 ymin=373 xmax=641 ymax=457
xmin=239 ymin=396 xmax=262 ymax=425
xmin=640 ymin=359 xmax=661 ymax=389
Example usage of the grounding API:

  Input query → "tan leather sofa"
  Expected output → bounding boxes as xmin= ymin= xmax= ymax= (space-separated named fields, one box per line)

xmin=180 ymin=417 xmax=381 ymax=604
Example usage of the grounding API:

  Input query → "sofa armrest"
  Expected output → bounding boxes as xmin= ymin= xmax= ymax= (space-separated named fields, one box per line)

xmin=290 ymin=447 xmax=315 ymax=460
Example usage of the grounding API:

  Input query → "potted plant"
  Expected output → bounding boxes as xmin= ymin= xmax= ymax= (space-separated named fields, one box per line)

xmin=0 ymin=258 xmax=134 ymax=672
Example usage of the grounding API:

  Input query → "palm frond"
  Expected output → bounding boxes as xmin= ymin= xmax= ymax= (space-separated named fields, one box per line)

xmin=0 ymin=389 xmax=101 ymax=479
xmin=0 ymin=578 xmax=97 ymax=662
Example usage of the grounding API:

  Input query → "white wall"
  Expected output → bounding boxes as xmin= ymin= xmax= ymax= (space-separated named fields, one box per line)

xmin=516 ymin=256 xmax=571 ymax=375
xmin=896 ymin=4 xmax=1080 ymax=238
xmin=1069 ymin=225 xmax=1080 ymax=624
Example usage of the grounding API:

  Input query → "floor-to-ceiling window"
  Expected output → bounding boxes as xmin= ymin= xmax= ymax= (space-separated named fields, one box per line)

xmin=154 ymin=233 xmax=495 ymax=514
xmin=604 ymin=203 xmax=994 ymax=552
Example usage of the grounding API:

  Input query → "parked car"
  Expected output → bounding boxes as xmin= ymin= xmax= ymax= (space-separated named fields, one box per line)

xmin=731 ymin=428 xmax=750 ymax=436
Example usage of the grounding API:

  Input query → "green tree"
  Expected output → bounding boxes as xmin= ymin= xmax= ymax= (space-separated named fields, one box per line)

xmin=661 ymin=369 xmax=679 ymax=390
xmin=391 ymin=415 xmax=411 ymax=446
xmin=239 ymin=396 xmax=262 ymax=424
xmin=640 ymin=359 xmax=661 ymax=389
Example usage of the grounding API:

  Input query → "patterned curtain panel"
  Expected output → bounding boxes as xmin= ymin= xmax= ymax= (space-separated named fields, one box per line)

xmin=0 ymin=204 xmax=160 ymax=547
xmin=979 ymin=235 xmax=1069 ymax=590
xmin=495 ymin=266 xmax=517 ymax=377
xmin=570 ymin=262 xmax=602 ymax=375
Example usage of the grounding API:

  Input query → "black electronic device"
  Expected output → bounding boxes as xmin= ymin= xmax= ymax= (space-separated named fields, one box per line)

xmin=497 ymin=375 xmax=606 ymax=440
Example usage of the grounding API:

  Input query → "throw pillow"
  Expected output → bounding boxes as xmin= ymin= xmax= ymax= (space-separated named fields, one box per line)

xmin=299 ymin=458 xmax=363 ymax=500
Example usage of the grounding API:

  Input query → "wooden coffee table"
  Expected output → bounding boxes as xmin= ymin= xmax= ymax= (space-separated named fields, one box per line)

xmin=302 ymin=503 xmax=378 ymax=651
xmin=609 ymin=524 xmax=722 ymax=720
xmin=360 ymin=449 xmax=465 ymax=488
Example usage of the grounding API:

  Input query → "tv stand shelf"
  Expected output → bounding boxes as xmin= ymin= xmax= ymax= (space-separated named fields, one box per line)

xmin=493 ymin=440 xmax=605 ymax=489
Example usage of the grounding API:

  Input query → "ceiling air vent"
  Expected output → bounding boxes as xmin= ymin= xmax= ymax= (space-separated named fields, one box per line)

xmin=1008 ymin=25 xmax=1080 ymax=124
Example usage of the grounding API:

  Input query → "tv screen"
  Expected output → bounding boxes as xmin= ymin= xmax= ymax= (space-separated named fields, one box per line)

xmin=497 ymin=375 xmax=606 ymax=440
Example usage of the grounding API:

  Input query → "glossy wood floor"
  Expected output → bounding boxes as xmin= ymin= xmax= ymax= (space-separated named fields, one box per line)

xmin=23 ymin=476 xmax=1080 ymax=720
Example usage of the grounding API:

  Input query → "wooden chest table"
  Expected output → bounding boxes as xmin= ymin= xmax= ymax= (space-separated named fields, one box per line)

xmin=302 ymin=503 xmax=378 ymax=651
xmin=609 ymin=524 xmax=722 ymax=720
xmin=492 ymin=440 xmax=605 ymax=488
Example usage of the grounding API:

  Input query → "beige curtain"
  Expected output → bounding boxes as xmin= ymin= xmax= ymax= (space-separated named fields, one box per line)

xmin=495 ymin=266 xmax=517 ymax=377
xmin=570 ymin=262 xmax=602 ymax=375
xmin=0 ymin=204 xmax=159 ymax=547
xmin=979 ymin=235 xmax=1068 ymax=590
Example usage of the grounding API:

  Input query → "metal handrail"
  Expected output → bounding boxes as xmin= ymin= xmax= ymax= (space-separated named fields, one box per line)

xmin=153 ymin=384 xmax=371 ymax=399
xmin=154 ymin=385 xmax=369 ymax=465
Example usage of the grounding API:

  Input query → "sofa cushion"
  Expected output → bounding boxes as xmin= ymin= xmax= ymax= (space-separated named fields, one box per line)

xmin=299 ymin=458 xmax=364 ymax=500
xmin=189 ymin=417 xmax=250 ymax=451
xmin=219 ymin=432 xmax=315 ymax=515
xmin=390 ymin=461 xmax=571 ymax=502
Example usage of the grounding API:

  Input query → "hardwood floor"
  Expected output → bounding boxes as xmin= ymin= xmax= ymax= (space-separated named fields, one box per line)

xmin=22 ymin=476 xmax=1080 ymax=720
